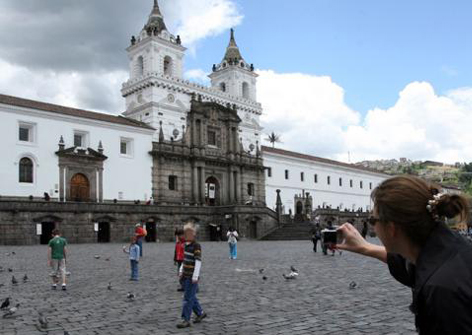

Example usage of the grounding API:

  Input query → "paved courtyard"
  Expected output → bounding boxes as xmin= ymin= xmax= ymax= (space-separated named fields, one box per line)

xmin=0 ymin=240 xmax=416 ymax=335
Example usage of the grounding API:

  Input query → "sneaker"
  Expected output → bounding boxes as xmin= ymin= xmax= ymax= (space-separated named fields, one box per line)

xmin=62 ymin=285 xmax=67 ymax=291
xmin=176 ymin=320 xmax=191 ymax=328
xmin=194 ymin=312 xmax=207 ymax=324
xmin=52 ymin=285 xmax=57 ymax=290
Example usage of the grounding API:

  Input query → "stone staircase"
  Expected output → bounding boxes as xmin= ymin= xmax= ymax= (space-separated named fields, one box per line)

xmin=261 ymin=221 xmax=314 ymax=241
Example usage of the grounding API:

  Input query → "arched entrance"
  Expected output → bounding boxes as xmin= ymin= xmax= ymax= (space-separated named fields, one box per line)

xmin=296 ymin=201 xmax=303 ymax=215
xmin=70 ymin=173 xmax=90 ymax=202
xmin=205 ymin=176 xmax=220 ymax=206
xmin=97 ymin=222 xmax=110 ymax=243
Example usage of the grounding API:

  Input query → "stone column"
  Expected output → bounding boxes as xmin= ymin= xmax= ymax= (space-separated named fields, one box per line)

xmin=199 ymin=167 xmax=206 ymax=204
xmin=192 ymin=166 xmax=199 ymax=204
xmin=99 ymin=168 xmax=104 ymax=202
xmin=229 ymin=168 xmax=235 ymax=204
xmin=235 ymin=171 xmax=241 ymax=204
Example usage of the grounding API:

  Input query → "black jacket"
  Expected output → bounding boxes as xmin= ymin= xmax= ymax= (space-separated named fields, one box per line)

xmin=387 ymin=224 xmax=472 ymax=334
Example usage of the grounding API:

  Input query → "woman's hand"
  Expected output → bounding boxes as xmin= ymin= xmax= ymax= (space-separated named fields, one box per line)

xmin=336 ymin=223 xmax=370 ymax=254
xmin=337 ymin=223 xmax=387 ymax=263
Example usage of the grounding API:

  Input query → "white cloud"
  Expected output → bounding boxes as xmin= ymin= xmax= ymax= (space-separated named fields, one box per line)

xmin=164 ymin=0 xmax=243 ymax=52
xmin=258 ymin=70 xmax=472 ymax=164
xmin=0 ymin=58 xmax=127 ymax=113
xmin=343 ymin=82 xmax=472 ymax=163
xmin=184 ymin=69 xmax=210 ymax=85
xmin=258 ymin=70 xmax=360 ymax=158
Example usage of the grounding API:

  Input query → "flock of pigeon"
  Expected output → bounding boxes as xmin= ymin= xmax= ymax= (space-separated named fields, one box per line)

xmin=0 ymin=252 xmax=138 ymax=334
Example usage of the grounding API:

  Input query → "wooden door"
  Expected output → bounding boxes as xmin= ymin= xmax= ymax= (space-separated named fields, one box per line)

xmin=70 ymin=173 xmax=90 ymax=202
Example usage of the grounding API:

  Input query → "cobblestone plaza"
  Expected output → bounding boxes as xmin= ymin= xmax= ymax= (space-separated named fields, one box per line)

xmin=0 ymin=240 xmax=416 ymax=335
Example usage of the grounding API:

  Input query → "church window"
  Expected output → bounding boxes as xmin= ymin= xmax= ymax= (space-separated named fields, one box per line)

xmin=300 ymin=172 xmax=304 ymax=182
xmin=168 ymin=175 xmax=178 ymax=191
xmin=327 ymin=176 xmax=331 ymax=185
xmin=120 ymin=138 xmax=133 ymax=157
xmin=360 ymin=181 xmax=364 ymax=189
xmin=314 ymin=174 xmax=318 ymax=183
xmin=339 ymin=178 xmax=343 ymax=186
xmin=18 ymin=122 xmax=35 ymax=143
xmin=350 ymin=179 xmax=353 ymax=188
xmin=247 ymin=183 xmax=255 ymax=196
xmin=242 ymin=82 xmax=249 ymax=99
xmin=73 ymin=131 xmax=88 ymax=148
xmin=220 ymin=82 xmax=226 ymax=92
xmin=207 ymin=130 xmax=217 ymax=146
xmin=163 ymin=56 xmax=173 ymax=76
xmin=19 ymin=157 xmax=33 ymax=183
xmin=285 ymin=170 xmax=289 ymax=180
xmin=369 ymin=182 xmax=373 ymax=190
xmin=267 ymin=168 xmax=272 ymax=178
xmin=137 ymin=56 xmax=144 ymax=77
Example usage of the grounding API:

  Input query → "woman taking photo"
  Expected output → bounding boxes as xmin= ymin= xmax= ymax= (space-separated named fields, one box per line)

xmin=337 ymin=175 xmax=472 ymax=334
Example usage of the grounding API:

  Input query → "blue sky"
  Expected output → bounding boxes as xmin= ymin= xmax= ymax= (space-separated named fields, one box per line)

xmin=185 ymin=0 xmax=472 ymax=115
xmin=0 ymin=0 xmax=470 ymax=162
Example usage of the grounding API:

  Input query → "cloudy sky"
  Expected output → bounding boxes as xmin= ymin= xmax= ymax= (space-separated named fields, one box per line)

xmin=0 ymin=0 xmax=471 ymax=163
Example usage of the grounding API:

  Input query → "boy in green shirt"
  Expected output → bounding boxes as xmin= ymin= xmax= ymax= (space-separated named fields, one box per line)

xmin=48 ymin=229 xmax=68 ymax=290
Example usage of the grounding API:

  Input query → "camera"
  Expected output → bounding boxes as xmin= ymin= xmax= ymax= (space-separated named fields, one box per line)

xmin=322 ymin=228 xmax=340 ymax=245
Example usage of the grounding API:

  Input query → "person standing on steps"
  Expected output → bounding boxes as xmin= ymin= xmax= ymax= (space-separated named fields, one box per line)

xmin=311 ymin=225 xmax=321 ymax=252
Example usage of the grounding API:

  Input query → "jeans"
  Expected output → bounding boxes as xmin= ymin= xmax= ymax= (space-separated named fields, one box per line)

xmin=130 ymin=260 xmax=139 ymax=280
xmin=229 ymin=243 xmax=237 ymax=259
xmin=136 ymin=238 xmax=143 ymax=257
xmin=181 ymin=278 xmax=203 ymax=321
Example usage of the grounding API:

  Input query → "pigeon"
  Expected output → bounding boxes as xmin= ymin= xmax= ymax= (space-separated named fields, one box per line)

xmin=11 ymin=252 xmax=16 ymax=255
xmin=283 ymin=267 xmax=299 ymax=280
xmin=0 ymin=297 xmax=10 ymax=310
xmin=127 ymin=292 xmax=135 ymax=301
xmin=23 ymin=274 xmax=28 ymax=283
xmin=105 ymin=257 xmax=110 ymax=261
xmin=8 ymin=268 xmax=13 ymax=273
xmin=64 ymin=331 xmax=70 ymax=335
xmin=259 ymin=269 xmax=265 ymax=274
xmin=3 ymin=304 xmax=19 ymax=318
xmin=262 ymin=276 xmax=268 ymax=281
xmin=38 ymin=312 xmax=48 ymax=329
xmin=107 ymin=282 xmax=112 ymax=290
xmin=349 ymin=281 xmax=357 ymax=290
xmin=11 ymin=276 xmax=18 ymax=285
xmin=94 ymin=255 xmax=100 ymax=259
xmin=5 ymin=253 xmax=10 ymax=257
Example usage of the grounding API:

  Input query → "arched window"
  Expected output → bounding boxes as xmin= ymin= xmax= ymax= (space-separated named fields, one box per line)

xmin=242 ymin=82 xmax=249 ymax=99
xmin=220 ymin=82 xmax=226 ymax=92
xmin=19 ymin=157 xmax=33 ymax=183
xmin=137 ymin=56 xmax=144 ymax=77
xmin=163 ymin=56 xmax=173 ymax=76
xmin=247 ymin=183 xmax=255 ymax=196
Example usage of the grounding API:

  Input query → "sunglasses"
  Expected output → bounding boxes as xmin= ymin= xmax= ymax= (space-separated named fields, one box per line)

xmin=368 ymin=216 xmax=380 ymax=226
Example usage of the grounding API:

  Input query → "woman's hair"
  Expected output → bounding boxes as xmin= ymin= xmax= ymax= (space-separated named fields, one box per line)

xmin=372 ymin=175 xmax=470 ymax=246
xmin=183 ymin=222 xmax=196 ymax=233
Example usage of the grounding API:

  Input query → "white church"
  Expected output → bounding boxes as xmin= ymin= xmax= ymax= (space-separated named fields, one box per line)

xmin=0 ymin=0 xmax=388 ymax=214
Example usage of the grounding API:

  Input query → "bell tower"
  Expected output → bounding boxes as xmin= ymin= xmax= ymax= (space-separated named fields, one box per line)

xmin=209 ymin=29 xmax=258 ymax=101
xmin=122 ymin=0 xmax=187 ymax=137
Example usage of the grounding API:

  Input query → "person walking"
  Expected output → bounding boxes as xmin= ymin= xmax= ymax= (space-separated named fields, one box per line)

xmin=176 ymin=223 xmax=207 ymax=328
xmin=361 ymin=221 xmax=368 ymax=239
xmin=48 ymin=229 xmax=68 ymax=291
xmin=123 ymin=237 xmax=140 ymax=281
xmin=311 ymin=226 xmax=321 ymax=252
xmin=227 ymin=227 xmax=239 ymax=260
xmin=337 ymin=175 xmax=472 ymax=334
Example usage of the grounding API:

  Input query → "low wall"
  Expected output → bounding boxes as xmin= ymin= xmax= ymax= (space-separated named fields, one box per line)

xmin=0 ymin=200 xmax=279 ymax=245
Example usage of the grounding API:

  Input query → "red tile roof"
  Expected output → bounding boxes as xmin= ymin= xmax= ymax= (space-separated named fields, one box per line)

xmin=0 ymin=94 xmax=154 ymax=130
xmin=261 ymin=146 xmax=389 ymax=176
